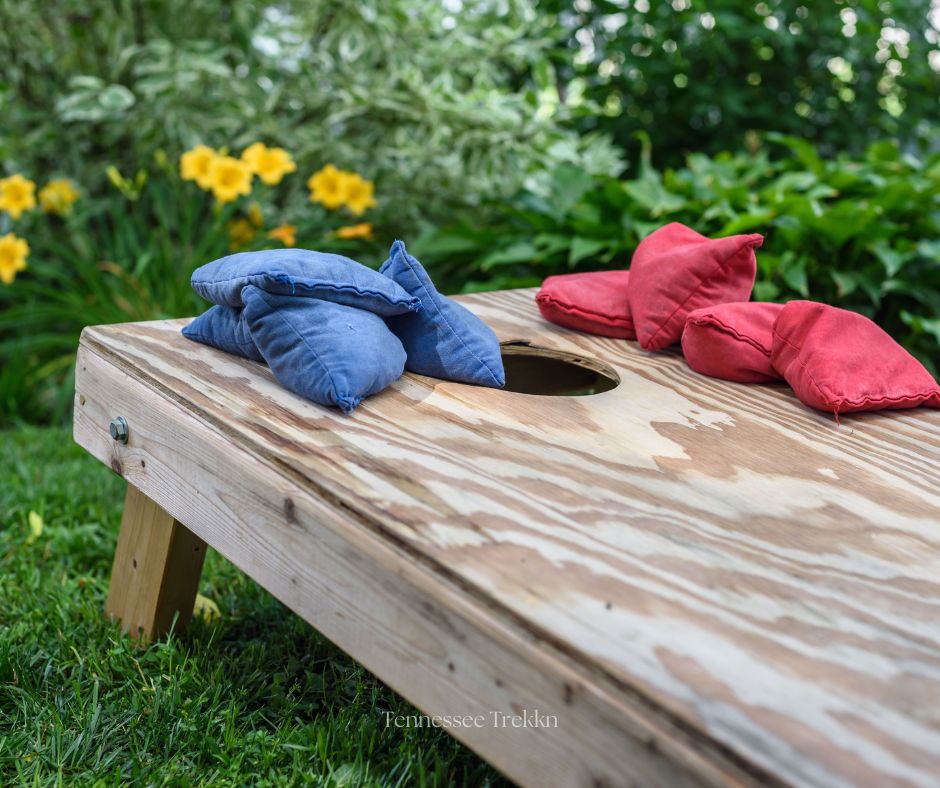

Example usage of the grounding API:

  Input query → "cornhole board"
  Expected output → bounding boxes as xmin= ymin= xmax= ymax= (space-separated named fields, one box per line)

xmin=73 ymin=289 xmax=940 ymax=787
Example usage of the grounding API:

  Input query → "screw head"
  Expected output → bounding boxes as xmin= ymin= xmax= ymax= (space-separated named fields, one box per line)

xmin=109 ymin=416 xmax=129 ymax=444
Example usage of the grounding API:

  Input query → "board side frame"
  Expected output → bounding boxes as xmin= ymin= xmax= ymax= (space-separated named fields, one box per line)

xmin=72 ymin=332 xmax=773 ymax=788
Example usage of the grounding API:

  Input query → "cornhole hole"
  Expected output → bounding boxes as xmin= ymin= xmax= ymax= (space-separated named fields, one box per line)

xmin=73 ymin=288 xmax=940 ymax=787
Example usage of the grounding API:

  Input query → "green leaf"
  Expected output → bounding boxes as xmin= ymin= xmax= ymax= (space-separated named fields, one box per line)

xmin=917 ymin=240 xmax=940 ymax=262
xmin=622 ymin=177 xmax=686 ymax=217
xmin=631 ymin=219 xmax=663 ymax=241
xmin=720 ymin=210 xmax=774 ymax=235
xmin=830 ymin=270 xmax=859 ymax=298
xmin=869 ymin=240 xmax=913 ymax=278
xmin=568 ymin=238 xmax=608 ymax=266
xmin=865 ymin=140 xmax=901 ymax=164
xmin=534 ymin=234 xmax=574 ymax=257
xmin=765 ymin=132 xmax=823 ymax=174
xmin=781 ymin=257 xmax=809 ymax=296
xmin=812 ymin=201 xmax=880 ymax=247
xmin=533 ymin=59 xmax=555 ymax=92
xmin=764 ymin=171 xmax=818 ymax=196
xmin=752 ymin=281 xmax=780 ymax=301
xmin=551 ymin=164 xmax=595 ymax=214
xmin=414 ymin=231 xmax=487 ymax=257
xmin=55 ymin=78 xmax=135 ymax=122
xmin=480 ymin=242 xmax=539 ymax=270
xmin=901 ymin=311 xmax=940 ymax=344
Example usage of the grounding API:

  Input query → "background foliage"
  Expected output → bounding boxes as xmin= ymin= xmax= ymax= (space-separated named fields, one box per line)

xmin=0 ymin=0 xmax=620 ymax=228
xmin=540 ymin=0 xmax=940 ymax=166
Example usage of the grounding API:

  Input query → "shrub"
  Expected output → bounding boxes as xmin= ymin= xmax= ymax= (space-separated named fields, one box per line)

xmin=0 ymin=0 xmax=621 ymax=230
xmin=416 ymin=134 xmax=940 ymax=373
xmin=538 ymin=0 xmax=940 ymax=166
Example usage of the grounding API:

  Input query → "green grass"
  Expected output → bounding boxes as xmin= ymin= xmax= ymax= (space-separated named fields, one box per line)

xmin=0 ymin=426 xmax=505 ymax=787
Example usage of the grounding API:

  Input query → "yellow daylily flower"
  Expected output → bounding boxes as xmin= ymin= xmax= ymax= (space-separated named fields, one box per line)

xmin=0 ymin=174 xmax=37 ymax=220
xmin=39 ymin=179 xmax=80 ymax=215
xmin=268 ymin=224 xmax=297 ymax=247
xmin=241 ymin=142 xmax=296 ymax=186
xmin=346 ymin=174 xmax=376 ymax=216
xmin=208 ymin=155 xmax=252 ymax=204
xmin=307 ymin=164 xmax=351 ymax=210
xmin=227 ymin=217 xmax=257 ymax=251
xmin=343 ymin=174 xmax=377 ymax=216
xmin=335 ymin=222 xmax=374 ymax=240
xmin=0 ymin=232 xmax=29 ymax=285
xmin=180 ymin=144 xmax=218 ymax=190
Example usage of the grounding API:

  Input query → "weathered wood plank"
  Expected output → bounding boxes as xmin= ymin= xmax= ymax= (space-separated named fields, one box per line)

xmin=74 ymin=288 xmax=940 ymax=787
xmin=74 ymin=344 xmax=754 ymax=788
xmin=105 ymin=484 xmax=207 ymax=640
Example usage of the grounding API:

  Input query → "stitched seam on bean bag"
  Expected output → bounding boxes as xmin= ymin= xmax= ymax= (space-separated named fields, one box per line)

xmin=197 ymin=273 xmax=413 ymax=308
xmin=537 ymin=294 xmax=634 ymax=328
xmin=687 ymin=313 xmax=770 ymax=356
xmin=645 ymin=243 xmax=752 ymax=347
xmin=838 ymin=392 xmax=940 ymax=407
xmin=401 ymin=255 xmax=502 ymax=387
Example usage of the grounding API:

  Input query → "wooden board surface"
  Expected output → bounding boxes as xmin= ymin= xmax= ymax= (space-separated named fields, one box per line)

xmin=74 ymin=288 xmax=940 ymax=787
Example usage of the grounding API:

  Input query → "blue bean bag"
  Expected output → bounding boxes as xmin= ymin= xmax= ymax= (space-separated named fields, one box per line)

xmin=380 ymin=240 xmax=505 ymax=387
xmin=191 ymin=248 xmax=420 ymax=315
xmin=241 ymin=286 xmax=406 ymax=413
xmin=182 ymin=245 xmax=505 ymax=413
xmin=182 ymin=305 xmax=263 ymax=362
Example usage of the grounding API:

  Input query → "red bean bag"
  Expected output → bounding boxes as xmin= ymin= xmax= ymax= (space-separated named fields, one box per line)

xmin=628 ymin=223 xmax=763 ymax=351
xmin=682 ymin=302 xmax=784 ymax=383
xmin=771 ymin=301 xmax=940 ymax=415
xmin=536 ymin=270 xmax=635 ymax=339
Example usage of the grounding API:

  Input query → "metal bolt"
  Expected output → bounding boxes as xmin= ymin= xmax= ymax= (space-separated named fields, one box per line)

xmin=110 ymin=416 xmax=129 ymax=444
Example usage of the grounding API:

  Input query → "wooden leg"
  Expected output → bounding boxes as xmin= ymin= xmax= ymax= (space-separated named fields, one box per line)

xmin=105 ymin=484 xmax=207 ymax=641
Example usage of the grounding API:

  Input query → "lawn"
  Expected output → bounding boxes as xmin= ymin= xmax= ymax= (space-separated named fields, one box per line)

xmin=0 ymin=426 xmax=504 ymax=786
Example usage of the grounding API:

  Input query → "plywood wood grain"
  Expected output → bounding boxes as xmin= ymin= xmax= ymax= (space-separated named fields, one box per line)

xmin=74 ymin=288 xmax=940 ymax=787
